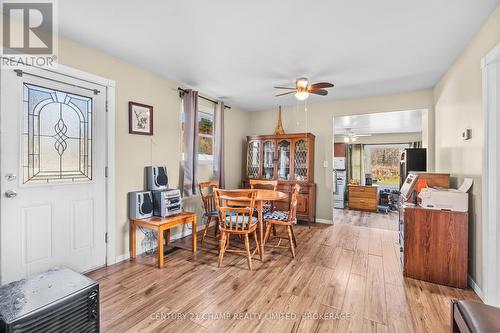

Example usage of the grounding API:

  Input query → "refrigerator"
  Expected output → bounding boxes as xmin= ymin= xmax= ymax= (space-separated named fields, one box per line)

xmin=399 ymin=148 xmax=427 ymax=187
xmin=333 ymin=157 xmax=347 ymax=209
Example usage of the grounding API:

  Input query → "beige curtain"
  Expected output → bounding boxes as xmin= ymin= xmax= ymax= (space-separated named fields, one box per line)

xmin=347 ymin=144 xmax=365 ymax=183
xmin=213 ymin=101 xmax=225 ymax=188
xmin=360 ymin=144 xmax=366 ymax=182
xmin=182 ymin=89 xmax=198 ymax=196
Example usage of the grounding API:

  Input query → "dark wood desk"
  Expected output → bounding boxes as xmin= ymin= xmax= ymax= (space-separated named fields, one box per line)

xmin=130 ymin=212 xmax=197 ymax=268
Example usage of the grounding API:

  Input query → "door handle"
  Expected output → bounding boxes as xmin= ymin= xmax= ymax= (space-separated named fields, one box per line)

xmin=4 ymin=190 xmax=17 ymax=198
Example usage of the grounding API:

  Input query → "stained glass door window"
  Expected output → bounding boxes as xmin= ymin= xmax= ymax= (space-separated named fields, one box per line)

xmin=23 ymin=83 xmax=93 ymax=184
xmin=294 ymin=139 xmax=308 ymax=181
xmin=247 ymin=141 xmax=260 ymax=178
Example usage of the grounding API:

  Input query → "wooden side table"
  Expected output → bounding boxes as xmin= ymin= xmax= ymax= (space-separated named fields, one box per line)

xmin=130 ymin=212 xmax=197 ymax=268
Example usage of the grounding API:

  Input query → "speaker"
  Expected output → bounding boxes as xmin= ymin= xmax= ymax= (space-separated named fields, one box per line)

xmin=128 ymin=191 xmax=153 ymax=219
xmin=146 ymin=166 xmax=168 ymax=191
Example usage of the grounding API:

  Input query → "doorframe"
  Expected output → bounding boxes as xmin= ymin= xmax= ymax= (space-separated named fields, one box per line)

xmin=0 ymin=60 xmax=117 ymax=270
xmin=481 ymin=42 xmax=500 ymax=306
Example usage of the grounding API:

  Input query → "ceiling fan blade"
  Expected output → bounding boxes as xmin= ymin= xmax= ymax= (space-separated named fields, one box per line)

xmin=310 ymin=89 xmax=328 ymax=96
xmin=274 ymin=86 xmax=296 ymax=90
xmin=308 ymin=82 xmax=334 ymax=90
xmin=275 ymin=91 xmax=295 ymax=97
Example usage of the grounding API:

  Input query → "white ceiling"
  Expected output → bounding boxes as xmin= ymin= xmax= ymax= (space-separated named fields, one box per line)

xmin=58 ymin=0 xmax=499 ymax=111
xmin=334 ymin=110 xmax=423 ymax=134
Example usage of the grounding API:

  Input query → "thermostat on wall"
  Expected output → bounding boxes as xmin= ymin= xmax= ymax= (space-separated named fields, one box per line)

xmin=462 ymin=128 xmax=472 ymax=140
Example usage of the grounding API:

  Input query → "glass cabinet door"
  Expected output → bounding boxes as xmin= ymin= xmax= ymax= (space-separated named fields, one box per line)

xmin=277 ymin=140 xmax=291 ymax=180
xmin=247 ymin=141 xmax=260 ymax=178
xmin=294 ymin=139 xmax=308 ymax=181
xmin=262 ymin=140 xmax=275 ymax=179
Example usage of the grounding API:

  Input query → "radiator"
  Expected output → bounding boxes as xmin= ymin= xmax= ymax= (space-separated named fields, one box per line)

xmin=0 ymin=267 xmax=99 ymax=333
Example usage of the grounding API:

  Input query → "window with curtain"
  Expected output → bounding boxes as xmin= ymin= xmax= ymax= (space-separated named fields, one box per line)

xmin=181 ymin=99 xmax=215 ymax=183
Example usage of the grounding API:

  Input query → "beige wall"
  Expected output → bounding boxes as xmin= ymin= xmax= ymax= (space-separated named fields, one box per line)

xmin=433 ymin=5 xmax=500 ymax=289
xmin=224 ymin=109 xmax=252 ymax=189
xmin=248 ymin=89 xmax=434 ymax=221
xmin=56 ymin=37 xmax=249 ymax=258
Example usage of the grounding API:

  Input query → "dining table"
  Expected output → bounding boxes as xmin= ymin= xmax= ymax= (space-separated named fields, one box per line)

xmin=218 ymin=188 xmax=288 ymax=261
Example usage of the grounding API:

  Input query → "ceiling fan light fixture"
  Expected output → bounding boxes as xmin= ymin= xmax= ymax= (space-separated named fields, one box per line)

xmin=276 ymin=77 xmax=333 ymax=100
xmin=296 ymin=77 xmax=308 ymax=89
xmin=295 ymin=90 xmax=309 ymax=101
xmin=343 ymin=136 xmax=350 ymax=143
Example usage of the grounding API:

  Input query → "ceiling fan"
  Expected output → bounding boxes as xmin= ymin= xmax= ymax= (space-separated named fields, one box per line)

xmin=342 ymin=128 xmax=372 ymax=143
xmin=274 ymin=77 xmax=334 ymax=101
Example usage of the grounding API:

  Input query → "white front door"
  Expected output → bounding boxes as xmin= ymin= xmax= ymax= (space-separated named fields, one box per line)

xmin=0 ymin=66 xmax=107 ymax=284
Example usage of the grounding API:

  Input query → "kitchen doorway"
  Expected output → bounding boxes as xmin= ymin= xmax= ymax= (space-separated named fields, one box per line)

xmin=332 ymin=110 xmax=426 ymax=231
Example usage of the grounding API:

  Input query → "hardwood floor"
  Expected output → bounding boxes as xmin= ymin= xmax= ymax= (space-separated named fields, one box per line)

xmin=332 ymin=209 xmax=399 ymax=231
xmin=88 ymin=223 xmax=479 ymax=333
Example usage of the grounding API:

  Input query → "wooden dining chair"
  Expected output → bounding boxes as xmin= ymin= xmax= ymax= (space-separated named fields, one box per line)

xmin=249 ymin=179 xmax=278 ymax=190
xmin=249 ymin=179 xmax=278 ymax=214
xmin=263 ymin=184 xmax=300 ymax=258
xmin=213 ymin=189 xmax=261 ymax=270
xmin=199 ymin=180 xmax=220 ymax=245
xmin=250 ymin=179 xmax=279 ymax=237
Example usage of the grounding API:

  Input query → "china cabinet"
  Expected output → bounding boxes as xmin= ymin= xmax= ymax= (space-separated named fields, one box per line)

xmin=243 ymin=133 xmax=316 ymax=224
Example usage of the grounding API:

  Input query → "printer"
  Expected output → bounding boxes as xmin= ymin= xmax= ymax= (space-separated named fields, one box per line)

xmin=418 ymin=178 xmax=473 ymax=212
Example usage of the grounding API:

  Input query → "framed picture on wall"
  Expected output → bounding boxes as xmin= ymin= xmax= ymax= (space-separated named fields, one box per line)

xmin=129 ymin=102 xmax=153 ymax=135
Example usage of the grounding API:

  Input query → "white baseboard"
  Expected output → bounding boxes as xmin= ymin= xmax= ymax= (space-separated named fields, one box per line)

xmin=468 ymin=275 xmax=484 ymax=301
xmin=114 ymin=219 xmax=216 ymax=264
xmin=315 ymin=218 xmax=333 ymax=224
xmin=114 ymin=253 xmax=130 ymax=263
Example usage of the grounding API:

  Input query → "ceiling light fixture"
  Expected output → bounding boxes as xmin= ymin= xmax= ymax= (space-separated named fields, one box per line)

xmin=295 ymin=77 xmax=310 ymax=101
xmin=342 ymin=128 xmax=371 ymax=143
xmin=343 ymin=135 xmax=358 ymax=142
xmin=295 ymin=90 xmax=309 ymax=101
xmin=296 ymin=77 xmax=308 ymax=89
